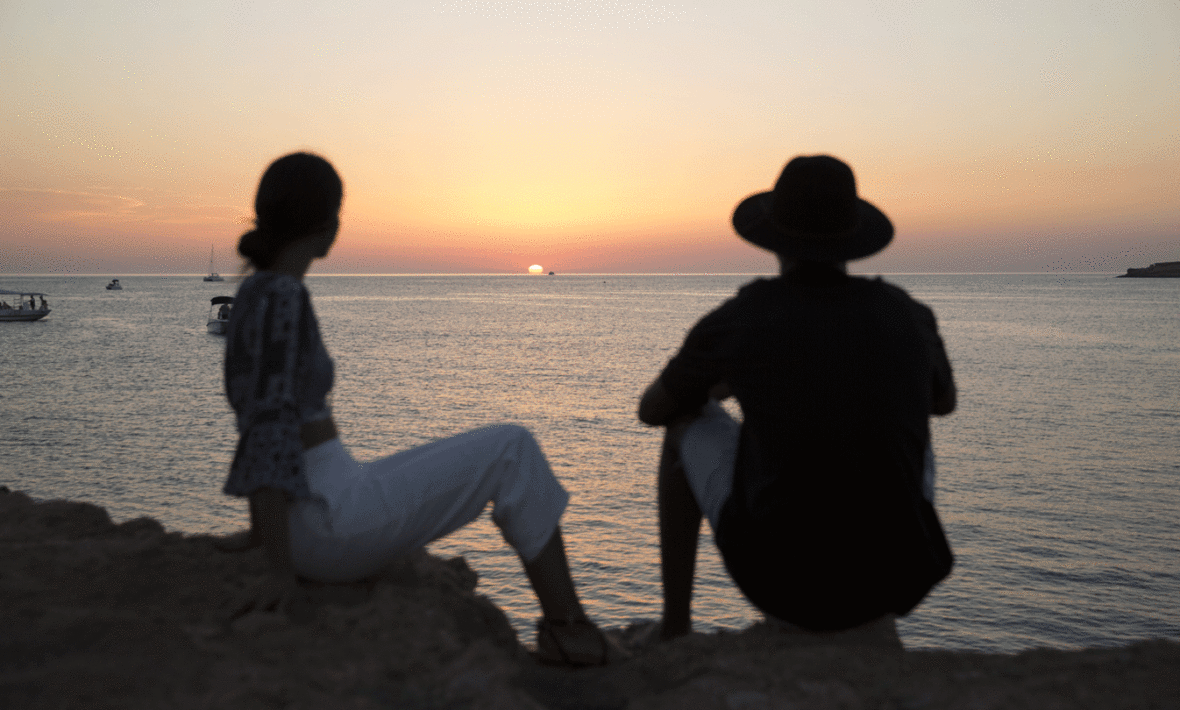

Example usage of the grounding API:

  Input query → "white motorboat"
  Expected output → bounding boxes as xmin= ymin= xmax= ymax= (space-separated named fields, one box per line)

xmin=0 ymin=290 xmax=51 ymax=322
xmin=106 ymin=279 xmax=123 ymax=290
xmin=207 ymin=296 xmax=233 ymax=334
xmin=203 ymin=246 xmax=224 ymax=282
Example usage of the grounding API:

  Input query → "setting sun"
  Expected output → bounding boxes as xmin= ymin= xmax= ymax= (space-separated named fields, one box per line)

xmin=528 ymin=264 xmax=543 ymax=274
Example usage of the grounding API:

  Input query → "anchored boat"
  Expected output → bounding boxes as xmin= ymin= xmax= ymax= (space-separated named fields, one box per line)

xmin=203 ymin=246 xmax=225 ymax=282
xmin=0 ymin=290 xmax=51 ymax=322
xmin=207 ymin=296 xmax=234 ymax=334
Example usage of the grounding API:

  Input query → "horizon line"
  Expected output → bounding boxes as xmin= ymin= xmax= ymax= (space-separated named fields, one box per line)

xmin=0 ymin=271 xmax=1131 ymax=278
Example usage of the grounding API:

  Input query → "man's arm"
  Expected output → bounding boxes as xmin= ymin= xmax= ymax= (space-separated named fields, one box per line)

xmin=932 ymin=378 xmax=956 ymax=416
xmin=639 ymin=377 xmax=680 ymax=426
xmin=909 ymin=298 xmax=956 ymax=416
xmin=929 ymin=324 xmax=956 ymax=416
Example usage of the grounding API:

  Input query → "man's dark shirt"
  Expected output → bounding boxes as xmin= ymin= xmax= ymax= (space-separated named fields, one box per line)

xmin=659 ymin=264 xmax=955 ymax=630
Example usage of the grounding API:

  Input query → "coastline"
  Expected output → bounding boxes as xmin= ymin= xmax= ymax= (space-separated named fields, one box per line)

xmin=2 ymin=487 xmax=1177 ymax=709
xmin=1118 ymin=260 xmax=1180 ymax=277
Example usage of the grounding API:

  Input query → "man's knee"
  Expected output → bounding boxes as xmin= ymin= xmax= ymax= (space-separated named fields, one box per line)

xmin=663 ymin=419 xmax=691 ymax=460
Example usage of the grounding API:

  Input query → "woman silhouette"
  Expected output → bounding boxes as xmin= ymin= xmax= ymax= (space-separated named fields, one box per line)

xmin=217 ymin=152 xmax=624 ymax=666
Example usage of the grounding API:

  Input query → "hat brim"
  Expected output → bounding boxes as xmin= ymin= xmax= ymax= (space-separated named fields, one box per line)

xmin=732 ymin=192 xmax=894 ymax=262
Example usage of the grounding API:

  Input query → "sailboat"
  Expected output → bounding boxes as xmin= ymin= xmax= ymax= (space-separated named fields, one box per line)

xmin=203 ymin=246 xmax=224 ymax=282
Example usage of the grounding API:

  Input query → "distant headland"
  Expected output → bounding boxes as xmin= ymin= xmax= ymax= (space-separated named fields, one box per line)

xmin=1118 ymin=260 xmax=1180 ymax=278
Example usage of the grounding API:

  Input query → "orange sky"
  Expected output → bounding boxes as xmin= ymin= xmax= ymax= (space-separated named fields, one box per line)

xmin=1 ymin=1 xmax=1177 ymax=274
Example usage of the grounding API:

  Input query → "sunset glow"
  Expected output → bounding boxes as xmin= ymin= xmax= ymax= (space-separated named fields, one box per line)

xmin=1 ymin=1 xmax=1176 ymax=274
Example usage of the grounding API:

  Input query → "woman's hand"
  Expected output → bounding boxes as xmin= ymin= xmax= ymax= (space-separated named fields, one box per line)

xmin=223 ymin=487 xmax=316 ymax=624
xmin=224 ymin=573 xmax=315 ymax=625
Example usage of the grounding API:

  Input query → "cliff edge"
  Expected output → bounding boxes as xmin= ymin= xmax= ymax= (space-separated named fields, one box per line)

xmin=1 ymin=487 xmax=1177 ymax=709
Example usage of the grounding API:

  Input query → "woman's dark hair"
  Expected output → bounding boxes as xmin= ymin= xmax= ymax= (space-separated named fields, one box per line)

xmin=238 ymin=152 xmax=344 ymax=270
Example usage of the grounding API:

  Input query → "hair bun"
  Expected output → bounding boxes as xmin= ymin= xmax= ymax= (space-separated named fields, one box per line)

xmin=238 ymin=227 xmax=279 ymax=270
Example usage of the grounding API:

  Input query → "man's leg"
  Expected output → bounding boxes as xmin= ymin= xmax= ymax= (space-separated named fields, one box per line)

xmin=659 ymin=420 xmax=702 ymax=640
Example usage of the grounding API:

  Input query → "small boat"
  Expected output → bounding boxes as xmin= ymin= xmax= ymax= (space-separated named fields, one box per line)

xmin=203 ymin=246 xmax=224 ymax=282
xmin=207 ymin=296 xmax=234 ymax=334
xmin=0 ymin=289 xmax=51 ymax=322
xmin=106 ymin=279 xmax=123 ymax=290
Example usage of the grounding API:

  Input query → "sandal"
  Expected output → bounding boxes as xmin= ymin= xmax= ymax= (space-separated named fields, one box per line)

xmin=534 ymin=618 xmax=631 ymax=668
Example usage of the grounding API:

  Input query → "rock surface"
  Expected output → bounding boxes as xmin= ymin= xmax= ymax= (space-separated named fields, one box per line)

xmin=2 ymin=487 xmax=1177 ymax=709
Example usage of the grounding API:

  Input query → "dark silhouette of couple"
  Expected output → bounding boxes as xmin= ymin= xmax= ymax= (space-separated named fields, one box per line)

xmin=215 ymin=152 xmax=956 ymax=667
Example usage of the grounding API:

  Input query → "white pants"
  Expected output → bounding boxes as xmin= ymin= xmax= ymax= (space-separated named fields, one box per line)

xmin=287 ymin=424 xmax=569 ymax=582
xmin=678 ymin=400 xmax=740 ymax=532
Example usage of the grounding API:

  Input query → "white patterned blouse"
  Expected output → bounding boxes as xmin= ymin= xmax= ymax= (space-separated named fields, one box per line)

xmin=223 ymin=272 xmax=334 ymax=500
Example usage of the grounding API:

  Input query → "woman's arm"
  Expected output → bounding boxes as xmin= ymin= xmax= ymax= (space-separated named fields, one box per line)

xmin=224 ymin=277 xmax=316 ymax=499
xmin=221 ymin=486 xmax=311 ymax=623
xmin=211 ymin=496 xmax=262 ymax=552
xmin=249 ymin=486 xmax=295 ymax=578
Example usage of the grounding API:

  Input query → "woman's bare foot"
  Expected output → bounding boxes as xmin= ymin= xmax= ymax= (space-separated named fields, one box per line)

xmin=535 ymin=618 xmax=631 ymax=668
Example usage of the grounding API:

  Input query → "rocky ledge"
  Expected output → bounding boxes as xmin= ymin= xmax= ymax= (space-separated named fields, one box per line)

xmin=1118 ymin=260 xmax=1180 ymax=277
xmin=1 ymin=487 xmax=1177 ymax=709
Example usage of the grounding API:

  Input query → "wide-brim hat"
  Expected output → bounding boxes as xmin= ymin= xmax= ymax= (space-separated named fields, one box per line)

xmin=732 ymin=155 xmax=893 ymax=262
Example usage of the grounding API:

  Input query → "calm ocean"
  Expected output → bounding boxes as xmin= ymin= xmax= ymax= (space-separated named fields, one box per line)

xmin=1 ymin=272 xmax=1177 ymax=653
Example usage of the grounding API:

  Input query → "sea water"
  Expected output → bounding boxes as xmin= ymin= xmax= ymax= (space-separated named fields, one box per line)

xmin=1 ymin=272 xmax=1176 ymax=653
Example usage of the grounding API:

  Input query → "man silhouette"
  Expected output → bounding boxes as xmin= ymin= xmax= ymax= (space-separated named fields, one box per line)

xmin=639 ymin=155 xmax=956 ymax=640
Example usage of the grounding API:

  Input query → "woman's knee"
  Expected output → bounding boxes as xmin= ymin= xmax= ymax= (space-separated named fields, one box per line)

xmin=498 ymin=422 xmax=532 ymax=440
xmin=485 ymin=423 xmax=539 ymax=452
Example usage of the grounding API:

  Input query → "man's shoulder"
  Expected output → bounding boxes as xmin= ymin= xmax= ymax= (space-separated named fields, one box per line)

xmin=690 ymin=277 xmax=779 ymax=324
xmin=851 ymin=276 xmax=935 ymax=318
xmin=726 ymin=276 xmax=789 ymax=310
xmin=850 ymin=274 xmax=910 ymax=298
